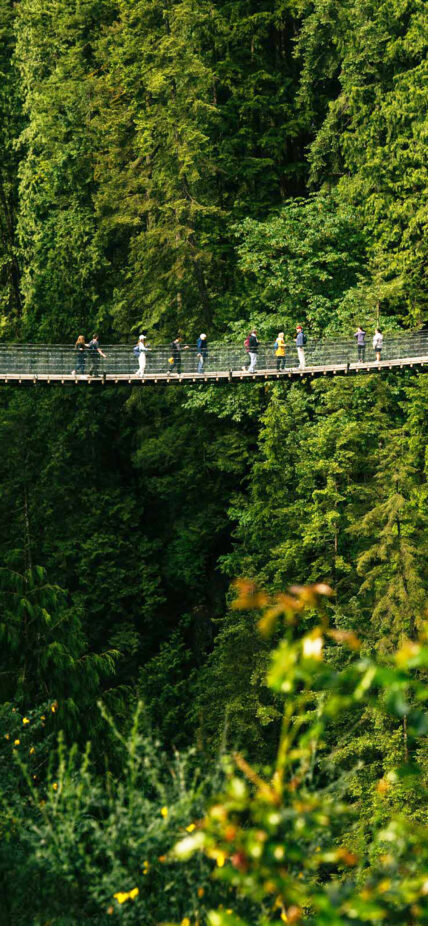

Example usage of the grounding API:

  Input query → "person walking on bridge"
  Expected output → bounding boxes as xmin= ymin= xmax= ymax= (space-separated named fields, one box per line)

xmin=274 ymin=332 xmax=286 ymax=371
xmin=169 ymin=336 xmax=189 ymax=375
xmin=295 ymin=325 xmax=306 ymax=368
xmin=88 ymin=334 xmax=106 ymax=377
xmin=72 ymin=335 xmax=88 ymax=375
xmin=247 ymin=330 xmax=259 ymax=373
xmin=134 ymin=334 xmax=149 ymax=377
xmin=354 ymin=326 xmax=366 ymax=362
xmin=197 ymin=333 xmax=208 ymax=373
xmin=373 ymin=328 xmax=383 ymax=362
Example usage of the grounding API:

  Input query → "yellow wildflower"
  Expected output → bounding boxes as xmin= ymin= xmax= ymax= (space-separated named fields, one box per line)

xmin=14 ymin=739 xmax=20 ymax=746
xmin=377 ymin=879 xmax=391 ymax=894
xmin=29 ymin=747 xmax=35 ymax=755
xmin=186 ymin=823 xmax=196 ymax=833
xmin=113 ymin=887 xmax=139 ymax=904
xmin=280 ymin=914 xmax=288 ymax=923
xmin=5 ymin=734 xmax=10 ymax=740
xmin=161 ymin=806 xmax=168 ymax=818
xmin=52 ymin=782 xmax=58 ymax=791
xmin=197 ymin=887 xmax=204 ymax=898
xmin=51 ymin=703 xmax=57 ymax=713
xmin=23 ymin=717 xmax=30 ymax=725
xmin=216 ymin=851 xmax=226 ymax=868
xmin=41 ymin=715 xmax=45 ymax=721
xmin=181 ymin=918 xmax=190 ymax=926
xmin=142 ymin=860 xmax=149 ymax=875
xmin=113 ymin=892 xmax=128 ymax=905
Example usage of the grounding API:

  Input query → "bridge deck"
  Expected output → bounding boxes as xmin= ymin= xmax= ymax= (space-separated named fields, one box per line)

xmin=0 ymin=353 xmax=427 ymax=385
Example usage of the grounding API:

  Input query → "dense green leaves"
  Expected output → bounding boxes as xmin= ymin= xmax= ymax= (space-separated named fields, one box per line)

xmin=0 ymin=0 xmax=427 ymax=922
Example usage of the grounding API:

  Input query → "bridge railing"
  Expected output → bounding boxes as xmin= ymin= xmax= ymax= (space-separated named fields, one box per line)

xmin=0 ymin=332 xmax=427 ymax=376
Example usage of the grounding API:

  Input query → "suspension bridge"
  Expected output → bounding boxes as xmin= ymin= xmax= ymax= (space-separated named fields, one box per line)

xmin=0 ymin=332 xmax=427 ymax=386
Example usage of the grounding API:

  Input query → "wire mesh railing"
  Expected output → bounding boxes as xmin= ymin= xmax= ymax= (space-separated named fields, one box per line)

xmin=0 ymin=332 xmax=427 ymax=377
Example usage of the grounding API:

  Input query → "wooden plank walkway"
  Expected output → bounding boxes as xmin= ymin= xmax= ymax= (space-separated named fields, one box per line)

xmin=0 ymin=354 xmax=427 ymax=386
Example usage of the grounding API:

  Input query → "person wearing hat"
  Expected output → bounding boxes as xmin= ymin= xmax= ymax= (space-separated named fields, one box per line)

xmin=295 ymin=325 xmax=306 ymax=368
xmin=197 ymin=333 xmax=208 ymax=373
xmin=134 ymin=334 xmax=149 ymax=377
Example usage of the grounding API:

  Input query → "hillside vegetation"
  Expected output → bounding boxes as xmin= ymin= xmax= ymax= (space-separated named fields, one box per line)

xmin=0 ymin=2 xmax=427 ymax=923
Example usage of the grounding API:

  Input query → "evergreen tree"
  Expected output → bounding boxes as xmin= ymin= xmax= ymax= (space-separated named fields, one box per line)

xmin=0 ymin=0 xmax=22 ymax=330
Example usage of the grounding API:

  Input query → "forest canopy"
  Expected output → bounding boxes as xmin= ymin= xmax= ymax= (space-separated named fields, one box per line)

xmin=0 ymin=1 xmax=427 ymax=923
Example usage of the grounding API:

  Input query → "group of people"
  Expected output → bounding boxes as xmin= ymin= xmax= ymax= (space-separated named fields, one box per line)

xmin=243 ymin=325 xmax=384 ymax=373
xmin=354 ymin=327 xmax=383 ymax=363
xmin=244 ymin=325 xmax=307 ymax=372
xmin=72 ymin=325 xmax=385 ymax=377
xmin=72 ymin=335 xmax=106 ymax=376
xmin=133 ymin=333 xmax=209 ymax=377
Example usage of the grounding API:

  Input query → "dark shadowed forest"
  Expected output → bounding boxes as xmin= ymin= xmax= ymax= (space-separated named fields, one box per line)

xmin=0 ymin=1 xmax=427 ymax=923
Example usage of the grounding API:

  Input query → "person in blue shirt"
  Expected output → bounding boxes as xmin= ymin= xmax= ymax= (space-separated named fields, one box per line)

xmin=197 ymin=333 xmax=208 ymax=373
xmin=295 ymin=325 xmax=306 ymax=368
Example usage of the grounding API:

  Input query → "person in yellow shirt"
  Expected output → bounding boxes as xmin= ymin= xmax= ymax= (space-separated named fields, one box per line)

xmin=275 ymin=331 xmax=286 ymax=371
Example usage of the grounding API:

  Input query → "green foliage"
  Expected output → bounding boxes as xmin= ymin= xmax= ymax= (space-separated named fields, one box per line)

xmin=297 ymin=0 xmax=428 ymax=323
xmin=233 ymin=195 xmax=369 ymax=336
xmin=0 ymin=562 xmax=118 ymax=737
xmin=178 ymin=585 xmax=428 ymax=925
xmin=0 ymin=0 xmax=427 ymax=921
xmin=0 ymin=705 xmax=252 ymax=925
xmin=0 ymin=0 xmax=23 ymax=331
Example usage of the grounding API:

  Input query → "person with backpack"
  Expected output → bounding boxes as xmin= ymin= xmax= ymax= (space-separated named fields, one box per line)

xmin=295 ymin=325 xmax=306 ymax=368
xmin=134 ymin=334 xmax=150 ymax=376
xmin=274 ymin=331 xmax=286 ymax=371
xmin=373 ymin=328 xmax=383 ymax=362
xmin=246 ymin=330 xmax=259 ymax=373
xmin=197 ymin=333 xmax=208 ymax=373
xmin=168 ymin=336 xmax=189 ymax=375
xmin=354 ymin=326 xmax=366 ymax=362
xmin=88 ymin=333 xmax=106 ymax=377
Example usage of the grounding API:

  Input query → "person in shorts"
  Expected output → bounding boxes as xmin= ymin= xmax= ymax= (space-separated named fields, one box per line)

xmin=373 ymin=328 xmax=383 ymax=362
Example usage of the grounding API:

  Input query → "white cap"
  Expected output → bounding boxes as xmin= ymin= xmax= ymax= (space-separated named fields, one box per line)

xmin=139 ymin=334 xmax=146 ymax=341
xmin=200 ymin=333 xmax=206 ymax=338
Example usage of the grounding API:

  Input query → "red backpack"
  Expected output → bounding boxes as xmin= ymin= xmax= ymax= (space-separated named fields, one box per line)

xmin=244 ymin=336 xmax=250 ymax=352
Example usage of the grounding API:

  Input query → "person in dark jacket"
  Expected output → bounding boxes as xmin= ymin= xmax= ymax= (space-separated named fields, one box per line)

xmin=354 ymin=326 xmax=366 ymax=361
xmin=197 ymin=333 xmax=208 ymax=373
xmin=88 ymin=334 xmax=107 ymax=377
xmin=247 ymin=330 xmax=259 ymax=373
xmin=168 ymin=337 xmax=189 ymax=375
xmin=72 ymin=335 xmax=88 ymax=375
xmin=295 ymin=325 xmax=306 ymax=368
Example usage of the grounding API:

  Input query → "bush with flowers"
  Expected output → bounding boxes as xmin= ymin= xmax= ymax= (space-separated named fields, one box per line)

xmin=174 ymin=581 xmax=428 ymax=925
xmin=0 ymin=702 xmax=254 ymax=924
